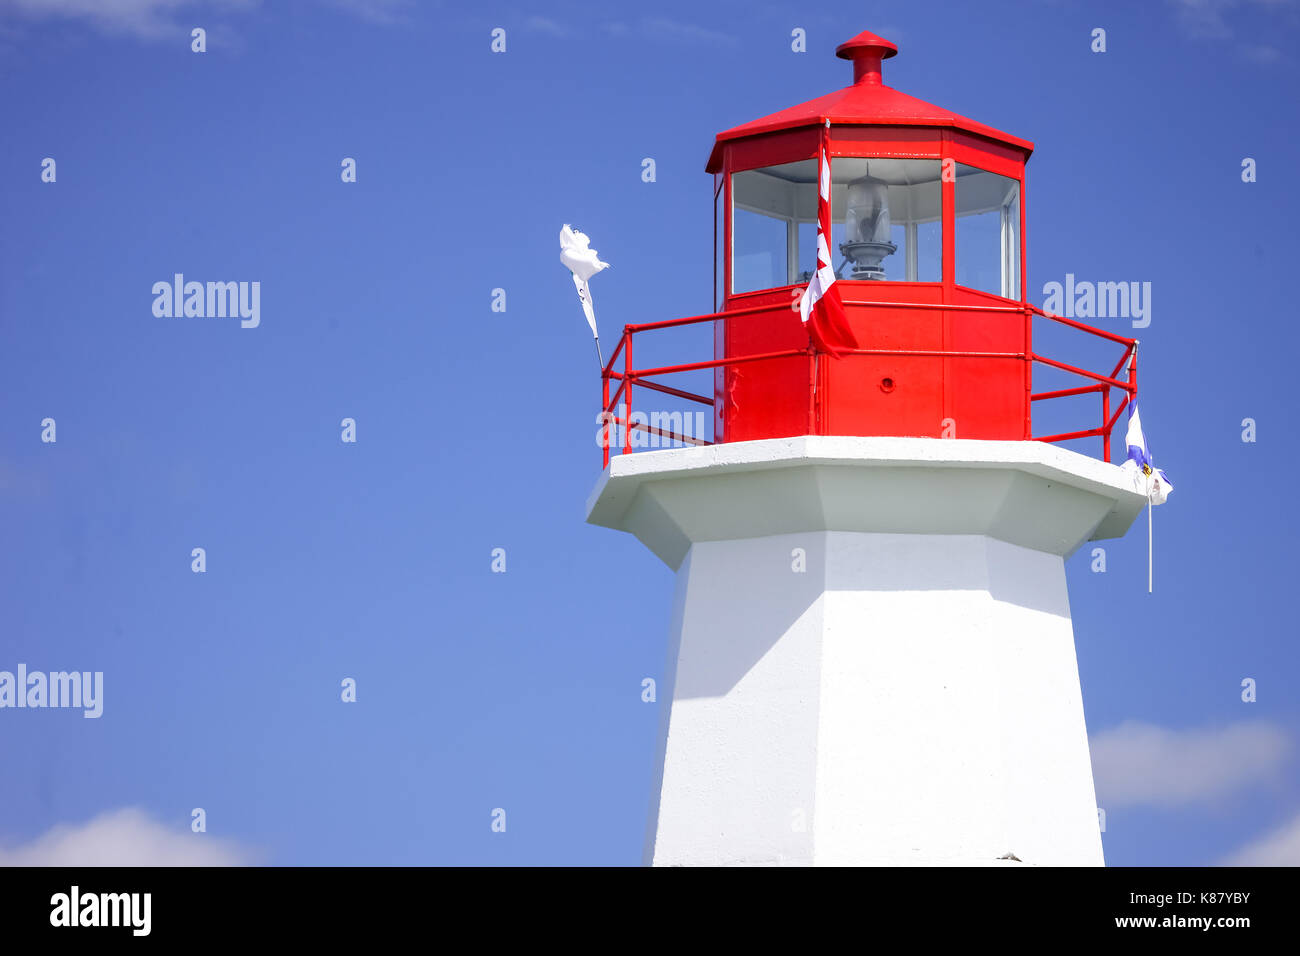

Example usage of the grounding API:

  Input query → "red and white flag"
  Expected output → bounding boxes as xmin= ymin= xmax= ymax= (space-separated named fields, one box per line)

xmin=798 ymin=125 xmax=858 ymax=356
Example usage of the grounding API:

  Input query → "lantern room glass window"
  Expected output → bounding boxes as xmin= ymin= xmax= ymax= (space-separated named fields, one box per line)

xmin=731 ymin=160 xmax=818 ymax=294
xmin=829 ymin=157 xmax=943 ymax=283
xmin=729 ymin=158 xmax=945 ymax=294
xmin=954 ymin=164 xmax=1021 ymax=298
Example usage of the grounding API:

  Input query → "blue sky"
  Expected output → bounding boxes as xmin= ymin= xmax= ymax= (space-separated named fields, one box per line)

xmin=0 ymin=0 xmax=1297 ymax=866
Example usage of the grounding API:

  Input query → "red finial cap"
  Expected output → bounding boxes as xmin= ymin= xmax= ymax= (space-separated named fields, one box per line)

xmin=835 ymin=29 xmax=898 ymax=86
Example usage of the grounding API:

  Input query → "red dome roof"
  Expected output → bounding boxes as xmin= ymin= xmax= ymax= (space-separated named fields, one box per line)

xmin=705 ymin=29 xmax=1033 ymax=172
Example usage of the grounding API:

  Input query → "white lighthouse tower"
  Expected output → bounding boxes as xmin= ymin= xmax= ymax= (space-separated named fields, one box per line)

xmin=587 ymin=30 xmax=1148 ymax=866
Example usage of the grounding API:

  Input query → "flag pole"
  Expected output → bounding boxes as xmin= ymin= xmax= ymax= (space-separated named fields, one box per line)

xmin=594 ymin=335 xmax=604 ymax=372
xmin=1146 ymin=469 xmax=1154 ymax=594
xmin=1147 ymin=496 xmax=1153 ymax=594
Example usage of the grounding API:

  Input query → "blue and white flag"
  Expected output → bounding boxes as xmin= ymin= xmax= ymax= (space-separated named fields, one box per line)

xmin=1120 ymin=401 xmax=1173 ymax=505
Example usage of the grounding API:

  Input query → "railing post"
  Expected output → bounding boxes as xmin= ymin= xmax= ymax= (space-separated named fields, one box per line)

xmin=1102 ymin=386 xmax=1111 ymax=463
xmin=602 ymin=363 xmax=610 ymax=470
xmin=1023 ymin=304 xmax=1033 ymax=440
xmin=1117 ymin=341 xmax=1138 ymax=464
xmin=622 ymin=330 xmax=633 ymax=456
xmin=1128 ymin=342 xmax=1139 ymax=438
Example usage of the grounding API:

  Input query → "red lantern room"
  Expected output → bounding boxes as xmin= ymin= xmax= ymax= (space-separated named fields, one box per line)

xmin=599 ymin=28 xmax=1137 ymax=466
xmin=712 ymin=27 xmax=1035 ymax=443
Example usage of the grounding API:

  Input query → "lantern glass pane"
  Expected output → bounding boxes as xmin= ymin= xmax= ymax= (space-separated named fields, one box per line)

xmin=730 ymin=160 xmax=817 ymax=293
xmin=831 ymin=157 xmax=943 ymax=282
xmin=733 ymin=207 xmax=789 ymax=293
xmin=954 ymin=164 xmax=1021 ymax=298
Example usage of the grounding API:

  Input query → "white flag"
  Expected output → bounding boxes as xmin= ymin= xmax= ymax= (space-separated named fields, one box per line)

xmin=559 ymin=224 xmax=610 ymax=338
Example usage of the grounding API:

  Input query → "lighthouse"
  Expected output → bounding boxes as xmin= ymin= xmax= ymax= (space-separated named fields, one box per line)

xmin=587 ymin=29 xmax=1148 ymax=866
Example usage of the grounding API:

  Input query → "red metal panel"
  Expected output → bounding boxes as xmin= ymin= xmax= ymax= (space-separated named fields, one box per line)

xmin=828 ymin=285 xmax=945 ymax=437
xmin=947 ymin=133 xmax=1027 ymax=180
xmin=944 ymin=286 xmax=1028 ymax=439
xmin=829 ymin=126 xmax=944 ymax=159
xmin=724 ymin=129 xmax=821 ymax=174
xmin=721 ymin=288 xmax=810 ymax=441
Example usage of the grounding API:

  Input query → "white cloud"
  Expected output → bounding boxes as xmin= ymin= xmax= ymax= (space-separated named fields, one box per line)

xmin=1239 ymin=41 xmax=1284 ymax=62
xmin=1168 ymin=0 xmax=1242 ymax=40
xmin=0 ymin=0 xmax=252 ymax=39
xmin=1221 ymin=810 xmax=1300 ymax=865
xmin=1167 ymin=0 xmax=1295 ymax=36
xmin=0 ymin=0 xmax=413 ymax=38
xmin=0 ymin=808 xmax=257 ymax=866
xmin=320 ymin=0 xmax=412 ymax=25
xmin=1165 ymin=0 xmax=1297 ymax=62
xmin=1091 ymin=720 xmax=1289 ymax=808
xmin=525 ymin=15 xmax=567 ymax=38
xmin=639 ymin=17 xmax=737 ymax=47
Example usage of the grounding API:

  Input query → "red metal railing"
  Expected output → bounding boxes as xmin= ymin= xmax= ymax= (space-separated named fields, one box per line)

xmin=598 ymin=298 xmax=1137 ymax=469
